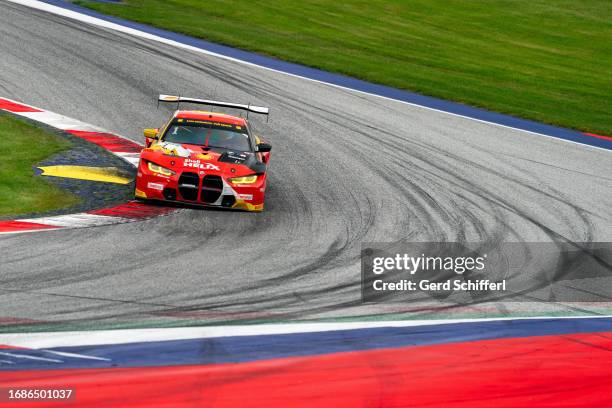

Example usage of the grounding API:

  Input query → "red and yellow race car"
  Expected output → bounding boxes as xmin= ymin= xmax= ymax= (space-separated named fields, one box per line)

xmin=134 ymin=95 xmax=271 ymax=212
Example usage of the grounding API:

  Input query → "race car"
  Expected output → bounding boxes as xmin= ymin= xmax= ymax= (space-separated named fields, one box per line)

xmin=134 ymin=94 xmax=271 ymax=212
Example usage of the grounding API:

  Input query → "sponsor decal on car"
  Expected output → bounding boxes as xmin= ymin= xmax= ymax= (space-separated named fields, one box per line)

xmin=149 ymin=142 xmax=191 ymax=158
xmin=147 ymin=182 xmax=164 ymax=191
xmin=184 ymin=159 xmax=220 ymax=171
xmin=183 ymin=119 xmax=238 ymax=130
xmin=220 ymin=151 xmax=251 ymax=164
xmin=237 ymin=194 xmax=253 ymax=200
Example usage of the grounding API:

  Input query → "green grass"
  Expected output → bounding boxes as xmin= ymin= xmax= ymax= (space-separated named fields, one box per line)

xmin=0 ymin=114 xmax=80 ymax=217
xmin=76 ymin=0 xmax=611 ymax=135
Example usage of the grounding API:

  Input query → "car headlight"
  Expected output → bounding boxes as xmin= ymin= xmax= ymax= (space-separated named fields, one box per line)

xmin=147 ymin=161 xmax=175 ymax=176
xmin=229 ymin=174 xmax=258 ymax=184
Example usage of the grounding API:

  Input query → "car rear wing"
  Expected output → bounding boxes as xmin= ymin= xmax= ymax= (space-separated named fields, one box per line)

xmin=158 ymin=94 xmax=269 ymax=116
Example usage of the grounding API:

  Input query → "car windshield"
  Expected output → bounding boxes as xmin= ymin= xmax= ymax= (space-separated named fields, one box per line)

xmin=163 ymin=119 xmax=251 ymax=151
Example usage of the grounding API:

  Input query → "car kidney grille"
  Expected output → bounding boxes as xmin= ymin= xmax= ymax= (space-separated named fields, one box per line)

xmin=178 ymin=172 xmax=199 ymax=201
xmin=201 ymin=175 xmax=223 ymax=203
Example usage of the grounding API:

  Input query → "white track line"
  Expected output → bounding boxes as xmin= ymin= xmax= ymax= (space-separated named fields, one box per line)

xmin=115 ymin=152 xmax=141 ymax=166
xmin=43 ymin=350 xmax=111 ymax=361
xmin=0 ymin=352 xmax=62 ymax=363
xmin=17 ymin=214 xmax=130 ymax=228
xmin=1 ymin=315 xmax=610 ymax=349
xmin=18 ymin=111 xmax=104 ymax=131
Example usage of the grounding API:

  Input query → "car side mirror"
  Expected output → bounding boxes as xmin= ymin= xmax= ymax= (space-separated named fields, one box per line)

xmin=256 ymin=143 xmax=272 ymax=153
xmin=144 ymin=128 xmax=159 ymax=147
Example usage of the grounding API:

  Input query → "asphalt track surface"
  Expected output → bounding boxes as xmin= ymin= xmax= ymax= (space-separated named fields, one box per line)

xmin=1 ymin=1 xmax=612 ymax=328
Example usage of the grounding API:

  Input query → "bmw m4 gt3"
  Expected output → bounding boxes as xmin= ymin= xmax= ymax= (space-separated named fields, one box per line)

xmin=134 ymin=94 xmax=271 ymax=212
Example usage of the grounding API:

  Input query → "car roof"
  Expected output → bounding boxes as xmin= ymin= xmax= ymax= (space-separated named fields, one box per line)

xmin=174 ymin=110 xmax=247 ymax=126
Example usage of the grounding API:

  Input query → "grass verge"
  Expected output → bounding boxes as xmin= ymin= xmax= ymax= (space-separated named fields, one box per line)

xmin=0 ymin=114 xmax=81 ymax=217
xmin=76 ymin=0 xmax=611 ymax=134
